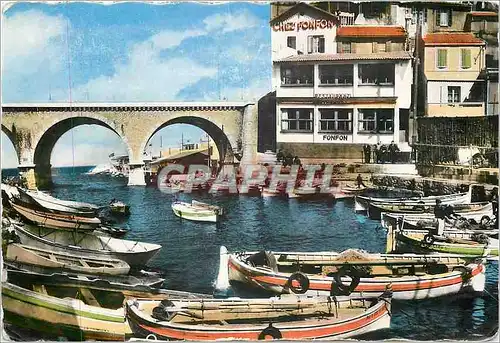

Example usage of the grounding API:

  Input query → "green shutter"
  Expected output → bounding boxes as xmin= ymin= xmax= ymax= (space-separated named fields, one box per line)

xmin=438 ymin=49 xmax=447 ymax=68
xmin=461 ymin=49 xmax=471 ymax=69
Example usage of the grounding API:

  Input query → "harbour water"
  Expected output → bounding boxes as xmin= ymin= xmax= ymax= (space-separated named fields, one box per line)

xmin=2 ymin=166 xmax=498 ymax=340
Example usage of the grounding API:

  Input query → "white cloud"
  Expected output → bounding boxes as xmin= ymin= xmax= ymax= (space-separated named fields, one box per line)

xmin=203 ymin=9 xmax=262 ymax=33
xmin=51 ymin=142 xmax=126 ymax=167
xmin=219 ymin=78 xmax=271 ymax=102
xmin=1 ymin=10 xmax=66 ymax=75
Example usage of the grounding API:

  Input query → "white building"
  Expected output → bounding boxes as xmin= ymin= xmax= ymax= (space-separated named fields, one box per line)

xmin=271 ymin=3 xmax=413 ymax=160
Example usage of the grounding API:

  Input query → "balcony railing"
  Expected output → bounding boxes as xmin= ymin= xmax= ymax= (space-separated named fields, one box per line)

xmin=339 ymin=12 xmax=355 ymax=26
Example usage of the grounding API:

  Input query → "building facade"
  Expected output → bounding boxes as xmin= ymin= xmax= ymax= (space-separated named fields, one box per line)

xmin=271 ymin=3 xmax=413 ymax=159
xmin=422 ymin=32 xmax=486 ymax=117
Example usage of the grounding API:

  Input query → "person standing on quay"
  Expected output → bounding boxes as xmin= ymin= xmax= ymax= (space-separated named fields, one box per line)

xmin=373 ymin=143 xmax=380 ymax=163
xmin=363 ymin=144 xmax=371 ymax=163
xmin=388 ymin=141 xmax=399 ymax=163
xmin=356 ymin=174 xmax=366 ymax=188
xmin=434 ymin=199 xmax=447 ymax=235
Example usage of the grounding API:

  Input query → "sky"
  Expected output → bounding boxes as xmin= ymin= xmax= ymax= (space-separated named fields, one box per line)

xmin=1 ymin=1 xmax=271 ymax=168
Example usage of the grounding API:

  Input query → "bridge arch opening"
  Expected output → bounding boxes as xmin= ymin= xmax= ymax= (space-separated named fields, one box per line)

xmin=33 ymin=117 xmax=132 ymax=187
xmin=1 ymin=127 xmax=19 ymax=170
xmin=143 ymin=116 xmax=235 ymax=175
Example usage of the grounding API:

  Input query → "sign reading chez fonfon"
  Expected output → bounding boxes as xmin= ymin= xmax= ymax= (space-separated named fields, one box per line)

xmin=272 ymin=18 xmax=337 ymax=32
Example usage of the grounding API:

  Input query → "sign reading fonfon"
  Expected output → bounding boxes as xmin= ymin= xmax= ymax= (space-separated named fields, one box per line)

xmin=272 ymin=19 xmax=337 ymax=32
xmin=322 ymin=134 xmax=350 ymax=141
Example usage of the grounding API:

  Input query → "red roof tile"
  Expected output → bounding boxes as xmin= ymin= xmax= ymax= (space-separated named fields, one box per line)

xmin=337 ymin=26 xmax=406 ymax=38
xmin=469 ymin=11 xmax=498 ymax=17
xmin=277 ymin=51 xmax=412 ymax=63
xmin=423 ymin=33 xmax=485 ymax=46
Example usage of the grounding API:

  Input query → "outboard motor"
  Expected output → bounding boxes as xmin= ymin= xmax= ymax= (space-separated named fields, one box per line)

xmin=246 ymin=251 xmax=278 ymax=272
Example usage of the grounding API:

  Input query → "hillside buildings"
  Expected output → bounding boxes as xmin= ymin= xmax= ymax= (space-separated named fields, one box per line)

xmin=269 ymin=1 xmax=498 ymax=160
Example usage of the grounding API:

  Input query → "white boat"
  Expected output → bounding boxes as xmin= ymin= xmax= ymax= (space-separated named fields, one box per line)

xmin=171 ymin=200 xmax=223 ymax=223
xmin=355 ymin=190 xmax=472 ymax=212
xmin=5 ymin=220 xmax=161 ymax=268
xmin=24 ymin=189 xmax=99 ymax=212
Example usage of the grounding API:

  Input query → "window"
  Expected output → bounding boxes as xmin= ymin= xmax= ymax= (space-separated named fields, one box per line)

xmin=437 ymin=49 xmax=447 ymax=69
xmin=448 ymin=86 xmax=461 ymax=103
xmin=307 ymin=35 xmax=325 ymax=53
xmin=436 ymin=9 xmax=452 ymax=27
xmin=319 ymin=65 xmax=353 ymax=85
xmin=280 ymin=65 xmax=314 ymax=85
xmin=359 ymin=64 xmax=394 ymax=85
xmin=281 ymin=109 xmax=313 ymax=132
xmin=319 ymin=109 xmax=352 ymax=132
xmin=461 ymin=49 xmax=471 ymax=69
xmin=339 ymin=41 xmax=351 ymax=54
xmin=287 ymin=36 xmax=296 ymax=49
xmin=358 ymin=109 xmax=394 ymax=133
xmin=378 ymin=42 xmax=387 ymax=52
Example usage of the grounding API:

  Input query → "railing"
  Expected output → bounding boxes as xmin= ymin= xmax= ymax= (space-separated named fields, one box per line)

xmin=339 ymin=12 xmax=355 ymax=26
xmin=413 ymin=143 xmax=498 ymax=169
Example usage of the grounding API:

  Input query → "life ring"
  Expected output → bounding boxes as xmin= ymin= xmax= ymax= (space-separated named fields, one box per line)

xmin=423 ymin=234 xmax=434 ymax=245
xmin=146 ymin=334 xmax=158 ymax=341
xmin=480 ymin=215 xmax=491 ymax=226
xmin=258 ymin=324 xmax=282 ymax=340
xmin=331 ymin=265 xmax=360 ymax=296
xmin=286 ymin=272 xmax=309 ymax=294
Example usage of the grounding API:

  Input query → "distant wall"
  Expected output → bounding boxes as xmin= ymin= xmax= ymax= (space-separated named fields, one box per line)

xmin=258 ymin=92 xmax=277 ymax=153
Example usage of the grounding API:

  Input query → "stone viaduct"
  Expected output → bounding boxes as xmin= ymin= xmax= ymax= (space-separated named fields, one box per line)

xmin=1 ymin=102 xmax=257 ymax=189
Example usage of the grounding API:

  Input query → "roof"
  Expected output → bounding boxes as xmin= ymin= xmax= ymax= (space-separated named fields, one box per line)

xmin=276 ymin=51 xmax=412 ymax=63
xmin=337 ymin=26 xmax=406 ymax=38
xmin=423 ymin=33 xmax=485 ymax=46
xmin=270 ymin=2 xmax=339 ymax=25
xmin=469 ymin=11 xmax=498 ymax=17
xmin=151 ymin=149 xmax=209 ymax=165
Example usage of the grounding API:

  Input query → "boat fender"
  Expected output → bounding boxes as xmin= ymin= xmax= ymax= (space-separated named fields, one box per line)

xmin=480 ymin=215 xmax=491 ymax=226
xmin=258 ymin=323 xmax=282 ymax=340
xmin=286 ymin=272 xmax=309 ymax=294
xmin=423 ymin=234 xmax=435 ymax=245
xmin=331 ymin=266 xmax=360 ymax=296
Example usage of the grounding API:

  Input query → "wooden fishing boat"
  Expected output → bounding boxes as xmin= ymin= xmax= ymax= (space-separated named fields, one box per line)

xmin=6 ymin=221 xmax=162 ymax=268
xmin=171 ymin=200 xmax=223 ymax=223
xmin=10 ymin=201 xmax=101 ymax=231
xmin=367 ymin=201 xmax=492 ymax=220
xmin=381 ymin=212 xmax=497 ymax=233
xmin=222 ymin=247 xmax=486 ymax=300
xmin=23 ymin=188 xmax=99 ymax=214
xmin=126 ymin=293 xmax=392 ymax=341
xmin=4 ymin=260 xmax=165 ymax=289
xmin=4 ymin=266 xmax=212 ymax=301
xmin=2 ymin=282 xmax=129 ymax=341
xmin=355 ymin=190 xmax=471 ymax=212
xmin=4 ymin=243 xmax=130 ymax=275
xmin=392 ymin=229 xmax=499 ymax=256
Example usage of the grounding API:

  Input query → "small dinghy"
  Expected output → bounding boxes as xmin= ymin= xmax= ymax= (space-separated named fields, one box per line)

xmin=126 ymin=293 xmax=392 ymax=341
xmin=109 ymin=199 xmax=130 ymax=215
xmin=171 ymin=200 xmax=223 ymax=223
xmin=4 ymin=243 xmax=130 ymax=276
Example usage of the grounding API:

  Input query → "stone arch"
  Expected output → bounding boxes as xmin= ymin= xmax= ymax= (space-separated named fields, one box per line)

xmin=33 ymin=116 xmax=133 ymax=187
xmin=141 ymin=116 xmax=236 ymax=167
xmin=1 ymin=124 xmax=20 ymax=163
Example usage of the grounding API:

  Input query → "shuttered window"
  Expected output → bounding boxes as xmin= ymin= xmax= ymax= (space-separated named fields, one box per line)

xmin=461 ymin=49 xmax=471 ymax=69
xmin=436 ymin=9 xmax=452 ymax=27
xmin=437 ymin=49 xmax=447 ymax=69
